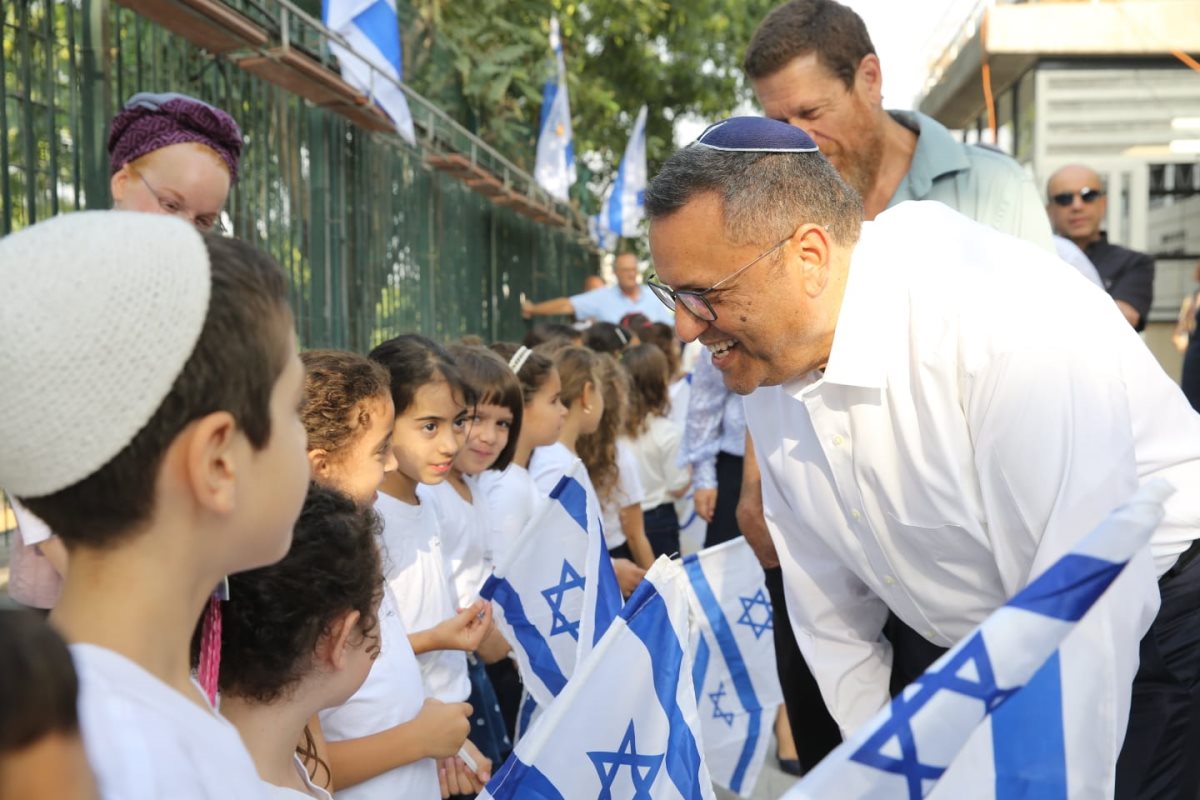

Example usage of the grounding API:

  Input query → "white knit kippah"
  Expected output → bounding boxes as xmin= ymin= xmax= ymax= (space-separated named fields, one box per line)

xmin=0 ymin=211 xmax=211 ymax=497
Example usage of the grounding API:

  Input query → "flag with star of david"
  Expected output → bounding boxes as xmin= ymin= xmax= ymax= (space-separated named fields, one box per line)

xmin=681 ymin=538 xmax=783 ymax=798
xmin=782 ymin=479 xmax=1173 ymax=800
xmin=479 ymin=462 xmax=623 ymax=710
xmin=480 ymin=557 xmax=716 ymax=800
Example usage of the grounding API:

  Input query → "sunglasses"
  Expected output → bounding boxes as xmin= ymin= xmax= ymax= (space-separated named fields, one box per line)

xmin=1050 ymin=187 xmax=1105 ymax=207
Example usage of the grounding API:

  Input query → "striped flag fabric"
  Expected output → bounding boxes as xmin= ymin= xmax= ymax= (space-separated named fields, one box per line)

xmin=592 ymin=105 xmax=648 ymax=249
xmin=322 ymin=0 xmax=416 ymax=145
xmin=479 ymin=462 xmax=622 ymax=709
xmin=480 ymin=557 xmax=716 ymax=800
xmin=782 ymin=478 xmax=1173 ymax=800
xmin=534 ymin=16 xmax=576 ymax=201
xmin=683 ymin=538 xmax=783 ymax=798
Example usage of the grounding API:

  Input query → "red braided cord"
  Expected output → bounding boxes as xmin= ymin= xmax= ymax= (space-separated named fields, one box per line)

xmin=197 ymin=595 xmax=222 ymax=707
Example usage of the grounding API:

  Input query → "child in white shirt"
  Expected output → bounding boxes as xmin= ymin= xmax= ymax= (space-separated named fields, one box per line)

xmin=530 ymin=346 xmax=648 ymax=596
xmin=621 ymin=344 xmax=691 ymax=558
xmin=368 ymin=335 xmax=496 ymax=795
xmin=2 ymin=214 xmax=309 ymax=799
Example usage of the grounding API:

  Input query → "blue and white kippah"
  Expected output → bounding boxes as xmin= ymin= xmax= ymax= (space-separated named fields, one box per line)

xmin=692 ymin=116 xmax=819 ymax=153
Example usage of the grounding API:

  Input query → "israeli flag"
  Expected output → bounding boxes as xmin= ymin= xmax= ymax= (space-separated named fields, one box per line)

xmin=592 ymin=105 xmax=648 ymax=248
xmin=323 ymin=0 xmax=416 ymax=145
xmin=534 ymin=16 xmax=576 ymax=202
xmin=481 ymin=557 xmax=716 ymax=800
xmin=782 ymin=479 xmax=1173 ymax=800
xmin=479 ymin=462 xmax=622 ymax=710
xmin=683 ymin=538 xmax=783 ymax=798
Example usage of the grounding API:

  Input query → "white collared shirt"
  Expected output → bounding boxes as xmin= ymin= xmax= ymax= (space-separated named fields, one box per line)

xmin=744 ymin=202 xmax=1200 ymax=777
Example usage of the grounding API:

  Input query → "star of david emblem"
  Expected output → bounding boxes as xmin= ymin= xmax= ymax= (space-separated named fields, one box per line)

xmin=541 ymin=560 xmax=585 ymax=640
xmin=849 ymin=633 xmax=1018 ymax=800
xmin=737 ymin=588 xmax=773 ymax=639
xmin=587 ymin=721 xmax=664 ymax=799
xmin=709 ymin=680 xmax=735 ymax=727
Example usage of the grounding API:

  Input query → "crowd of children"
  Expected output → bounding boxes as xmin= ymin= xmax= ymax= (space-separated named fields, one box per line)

xmin=0 ymin=208 xmax=695 ymax=798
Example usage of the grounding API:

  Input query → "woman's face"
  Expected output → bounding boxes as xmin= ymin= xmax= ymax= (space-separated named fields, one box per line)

xmin=111 ymin=143 xmax=232 ymax=232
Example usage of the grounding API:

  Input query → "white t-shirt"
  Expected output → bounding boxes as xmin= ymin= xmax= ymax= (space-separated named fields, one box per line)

xmin=419 ymin=481 xmax=491 ymax=608
xmin=599 ymin=441 xmax=647 ymax=550
xmin=530 ymin=442 xmax=597 ymax=499
xmin=259 ymin=756 xmax=333 ymax=800
xmin=373 ymin=492 xmax=470 ymax=703
xmin=474 ymin=464 xmax=544 ymax=565
xmin=71 ymin=643 xmax=266 ymax=800
xmin=625 ymin=416 xmax=689 ymax=510
xmin=318 ymin=585 xmax=439 ymax=800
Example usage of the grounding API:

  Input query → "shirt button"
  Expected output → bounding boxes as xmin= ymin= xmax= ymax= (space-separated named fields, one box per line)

xmin=833 ymin=435 xmax=844 ymax=446
xmin=851 ymin=509 xmax=862 ymax=520
xmin=925 ymin=630 xmax=936 ymax=639
xmin=883 ymin=575 xmax=895 ymax=585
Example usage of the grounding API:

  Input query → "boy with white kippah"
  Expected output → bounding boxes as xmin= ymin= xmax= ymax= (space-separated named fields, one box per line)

xmin=0 ymin=211 xmax=311 ymax=799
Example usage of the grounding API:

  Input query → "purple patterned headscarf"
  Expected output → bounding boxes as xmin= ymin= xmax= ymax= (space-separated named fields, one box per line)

xmin=108 ymin=92 xmax=243 ymax=182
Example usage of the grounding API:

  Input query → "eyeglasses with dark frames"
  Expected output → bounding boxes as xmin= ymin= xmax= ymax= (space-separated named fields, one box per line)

xmin=1050 ymin=187 xmax=1105 ymax=208
xmin=135 ymin=170 xmax=226 ymax=234
xmin=647 ymin=235 xmax=790 ymax=322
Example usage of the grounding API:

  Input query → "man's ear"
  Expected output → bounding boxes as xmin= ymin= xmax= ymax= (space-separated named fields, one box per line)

xmin=790 ymin=223 xmax=833 ymax=299
xmin=182 ymin=411 xmax=241 ymax=516
xmin=855 ymin=53 xmax=884 ymax=106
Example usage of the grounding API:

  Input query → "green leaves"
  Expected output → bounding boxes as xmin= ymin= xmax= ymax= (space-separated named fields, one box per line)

xmin=400 ymin=0 xmax=776 ymax=213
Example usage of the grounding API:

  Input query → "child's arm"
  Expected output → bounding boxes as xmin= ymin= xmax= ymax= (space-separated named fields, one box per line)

xmin=619 ymin=503 xmax=655 ymax=568
xmin=409 ymin=600 xmax=493 ymax=654
xmin=325 ymin=698 xmax=473 ymax=790
xmin=438 ymin=740 xmax=492 ymax=796
xmin=476 ymin=625 xmax=512 ymax=665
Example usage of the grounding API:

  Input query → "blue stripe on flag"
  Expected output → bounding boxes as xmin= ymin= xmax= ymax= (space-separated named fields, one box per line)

xmin=593 ymin=543 xmax=622 ymax=646
xmin=480 ymin=575 xmax=568 ymax=696
xmin=682 ymin=553 xmax=762 ymax=794
xmin=539 ymin=80 xmax=557 ymax=136
xmin=1007 ymin=554 xmax=1124 ymax=621
xmin=551 ymin=476 xmax=588 ymax=533
xmin=624 ymin=582 xmax=707 ymax=800
xmin=608 ymin=158 xmax=627 ymax=237
xmin=692 ymin=634 xmax=710 ymax=703
xmin=516 ymin=693 xmax=538 ymax=740
xmin=485 ymin=754 xmax=565 ymax=800
xmin=992 ymin=651 xmax=1067 ymax=799
xmin=351 ymin=0 xmax=401 ymax=72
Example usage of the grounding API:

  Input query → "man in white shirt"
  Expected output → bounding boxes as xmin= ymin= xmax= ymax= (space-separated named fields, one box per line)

xmin=644 ymin=116 xmax=1200 ymax=798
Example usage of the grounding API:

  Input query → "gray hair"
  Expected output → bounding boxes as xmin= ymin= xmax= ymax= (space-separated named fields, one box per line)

xmin=644 ymin=145 xmax=863 ymax=248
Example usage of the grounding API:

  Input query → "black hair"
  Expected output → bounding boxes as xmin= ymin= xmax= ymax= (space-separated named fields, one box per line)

xmin=368 ymin=334 xmax=476 ymax=417
xmin=191 ymin=483 xmax=383 ymax=786
xmin=446 ymin=344 xmax=524 ymax=471
xmin=584 ymin=321 xmax=632 ymax=355
xmin=0 ymin=610 xmax=79 ymax=752
xmin=490 ymin=342 xmax=557 ymax=404
xmin=523 ymin=322 xmax=581 ymax=349
xmin=21 ymin=235 xmax=293 ymax=548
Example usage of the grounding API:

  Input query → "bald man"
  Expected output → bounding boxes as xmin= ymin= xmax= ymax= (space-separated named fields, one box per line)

xmin=1047 ymin=164 xmax=1155 ymax=331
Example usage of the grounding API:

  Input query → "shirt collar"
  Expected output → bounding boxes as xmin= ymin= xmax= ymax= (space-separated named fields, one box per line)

xmin=889 ymin=110 xmax=971 ymax=203
xmin=813 ymin=220 xmax=897 ymax=392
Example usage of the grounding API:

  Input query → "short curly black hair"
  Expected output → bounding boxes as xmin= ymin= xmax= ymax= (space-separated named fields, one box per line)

xmin=192 ymin=483 xmax=383 ymax=705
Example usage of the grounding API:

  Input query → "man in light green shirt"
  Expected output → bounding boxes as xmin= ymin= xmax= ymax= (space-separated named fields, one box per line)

xmin=744 ymin=0 xmax=1053 ymax=250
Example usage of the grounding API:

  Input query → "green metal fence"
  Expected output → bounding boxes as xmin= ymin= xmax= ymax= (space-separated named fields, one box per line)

xmin=1 ymin=0 xmax=598 ymax=534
